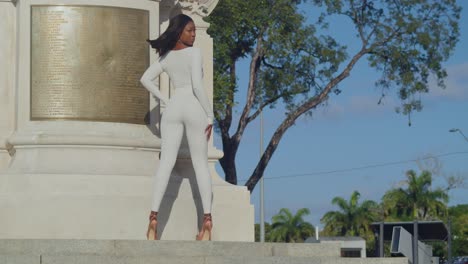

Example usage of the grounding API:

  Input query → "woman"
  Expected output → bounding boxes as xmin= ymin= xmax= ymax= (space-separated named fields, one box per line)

xmin=140 ymin=14 xmax=214 ymax=241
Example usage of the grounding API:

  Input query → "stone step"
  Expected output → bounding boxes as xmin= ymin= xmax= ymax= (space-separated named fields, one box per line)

xmin=0 ymin=240 xmax=408 ymax=264
xmin=0 ymin=254 xmax=408 ymax=264
xmin=0 ymin=239 xmax=341 ymax=257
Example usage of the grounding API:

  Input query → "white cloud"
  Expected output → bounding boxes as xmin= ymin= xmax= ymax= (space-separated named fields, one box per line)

xmin=427 ymin=62 xmax=468 ymax=100
xmin=313 ymin=62 xmax=468 ymax=120
xmin=238 ymin=62 xmax=468 ymax=125
xmin=348 ymin=95 xmax=398 ymax=113
xmin=315 ymin=100 xmax=345 ymax=119
xmin=313 ymin=95 xmax=397 ymax=120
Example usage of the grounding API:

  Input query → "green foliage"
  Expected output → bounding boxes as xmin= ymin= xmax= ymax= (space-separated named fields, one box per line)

xmin=208 ymin=0 xmax=347 ymax=119
xmin=207 ymin=0 xmax=461 ymax=190
xmin=207 ymin=0 xmax=260 ymax=118
xmin=450 ymin=204 xmax=468 ymax=256
xmin=321 ymin=191 xmax=379 ymax=254
xmin=312 ymin=0 xmax=461 ymax=117
xmin=428 ymin=241 xmax=447 ymax=261
xmin=321 ymin=191 xmax=379 ymax=236
xmin=419 ymin=204 xmax=468 ymax=260
xmin=254 ymin=222 xmax=272 ymax=242
xmin=382 ymin=170 xmax=448 ymax=220
xmin=318 ymin=169 xmax=464 ymax=257
xmin=269 ymin=208 xmax=315 ymax=242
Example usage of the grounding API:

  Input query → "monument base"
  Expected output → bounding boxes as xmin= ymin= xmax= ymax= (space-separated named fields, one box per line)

xmin=5 ymin=132 xmax=160 ymax=175
xmin=0 ymin=150 xmax=10 ymax=173
xmin=0 ymin=239 xmax=409 ymax=264
xmin=0 ymin=159 xmax=254 ymax=241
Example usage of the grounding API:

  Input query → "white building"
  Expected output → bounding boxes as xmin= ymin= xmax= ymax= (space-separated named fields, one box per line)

xmin=306 ymin=236 xmax=367 ymax=258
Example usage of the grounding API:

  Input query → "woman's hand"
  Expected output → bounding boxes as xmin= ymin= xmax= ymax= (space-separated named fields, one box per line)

xmin=205 ymin=124 xmax=213 ymax=141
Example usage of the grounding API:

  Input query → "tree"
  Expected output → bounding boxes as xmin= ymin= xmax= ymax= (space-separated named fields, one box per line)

xmin=321 ymin=190 xmax=379 ymax=237
xmin=321 ymin=191 xmax=379 ymax=256
xmin=449 ymin=204 xmax=468 ymax=256
xmin=254 ymin=222 xmax=272 ymax=242
xmin=269 ymin=208 xmax=314 ymax=242
xmin=207 ymin=0 xmax=461 ymax=191
xmin=382 ymin=170 xmax=448 ymax=220
xmin=424 ymin=204 xmax=468 ymax=261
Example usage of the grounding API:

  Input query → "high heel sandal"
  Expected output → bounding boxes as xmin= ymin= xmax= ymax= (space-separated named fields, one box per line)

xmin=146 ymin=211 xmax=158 ymax=240
xmin=196 ymin=213 xmax=212 ymax=241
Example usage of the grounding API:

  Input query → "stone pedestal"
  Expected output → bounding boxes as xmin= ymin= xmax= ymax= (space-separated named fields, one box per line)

xmin=158 ymin=159 xmax=254 ymax=241
xmin=0 ymin=1 xmax=16 ymax=172
xmin=0 ymin=0 xmax=254 ymax=241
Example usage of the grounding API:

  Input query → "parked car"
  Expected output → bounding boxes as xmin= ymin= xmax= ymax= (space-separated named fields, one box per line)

xmin=452 ymin=256 xmax=468 ymax=264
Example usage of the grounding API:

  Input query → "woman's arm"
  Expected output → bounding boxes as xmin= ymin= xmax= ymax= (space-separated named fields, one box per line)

xmin=140 ymin=60 xmax=169 ymax=105
xmin=191 ymin=48 xmax=214 ymax=125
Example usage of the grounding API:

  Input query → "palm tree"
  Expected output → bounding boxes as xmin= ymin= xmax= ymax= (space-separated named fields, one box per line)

xmin=269 ymin=208 xmax=314 ymax=242
xmin=382 ymin=170 xmax=448 ymax=221
xmin=254 ymin=222 xmax=272 ymax=242
xmin=321 ymin=191 xmax=379 ymax=237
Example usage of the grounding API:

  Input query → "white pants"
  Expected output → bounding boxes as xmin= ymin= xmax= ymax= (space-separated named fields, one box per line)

xmin=151 ymin=88 xmax=212 ymax=214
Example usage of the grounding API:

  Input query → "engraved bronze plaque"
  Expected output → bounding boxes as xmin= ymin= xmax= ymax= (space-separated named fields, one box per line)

xmin=31 ymin=6 xmax=149 ymax=124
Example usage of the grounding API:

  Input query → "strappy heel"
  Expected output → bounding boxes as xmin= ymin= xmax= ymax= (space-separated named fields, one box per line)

xmin=196 ymin=213 xmax=212 ymax=241
xmin=146 ymin=211 xmax=158 ymax=240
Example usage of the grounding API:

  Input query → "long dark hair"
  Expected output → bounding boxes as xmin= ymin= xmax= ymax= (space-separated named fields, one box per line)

xmin=147 ymin=14 xmax=193 ymax=57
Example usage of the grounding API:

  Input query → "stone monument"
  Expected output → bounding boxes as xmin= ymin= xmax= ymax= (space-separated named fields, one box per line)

xmin=0 ymin=0 xmax=254 ymax=241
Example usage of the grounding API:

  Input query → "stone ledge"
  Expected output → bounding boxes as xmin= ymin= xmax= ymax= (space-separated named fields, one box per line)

xmin=0 ymin=254 xmax=39 ymax=264
xmin=0 ymin=240 xmax=408 ymax=264
xmin=0 ymin=254 xmax=408 ymax=264
xmin=0 ymin=239 xmax=340 ymax=257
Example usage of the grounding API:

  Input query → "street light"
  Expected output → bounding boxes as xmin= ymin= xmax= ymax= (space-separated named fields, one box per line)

xmin=260 ymin=96 xmax=265 ymax=242
xmin=449 ymin=128 xmax=468 ymax=142
xmin=259 ymin=111 xmax=265 ymax=242
xmin=446 ymin=128 xmax=467 ymax=263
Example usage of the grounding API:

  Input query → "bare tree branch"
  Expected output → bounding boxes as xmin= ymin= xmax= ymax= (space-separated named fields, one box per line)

xmin=246 ymin=47 xmax=370 ymax=192
xmin=262 ymin=57 xmax=283 ymax=70
xmin=246 ymin=87 xmax=308 ymax=124
xmin=232 ymin=35 xmax=264 ymax=144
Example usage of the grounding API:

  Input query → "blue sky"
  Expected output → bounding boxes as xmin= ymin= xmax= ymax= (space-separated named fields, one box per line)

xmin=212 ymin=1 xmax=468 ymax=227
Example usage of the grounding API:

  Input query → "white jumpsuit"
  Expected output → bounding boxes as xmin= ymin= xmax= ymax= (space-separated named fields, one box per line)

xmin=140 ymin=47 xmax=214 ymax=214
